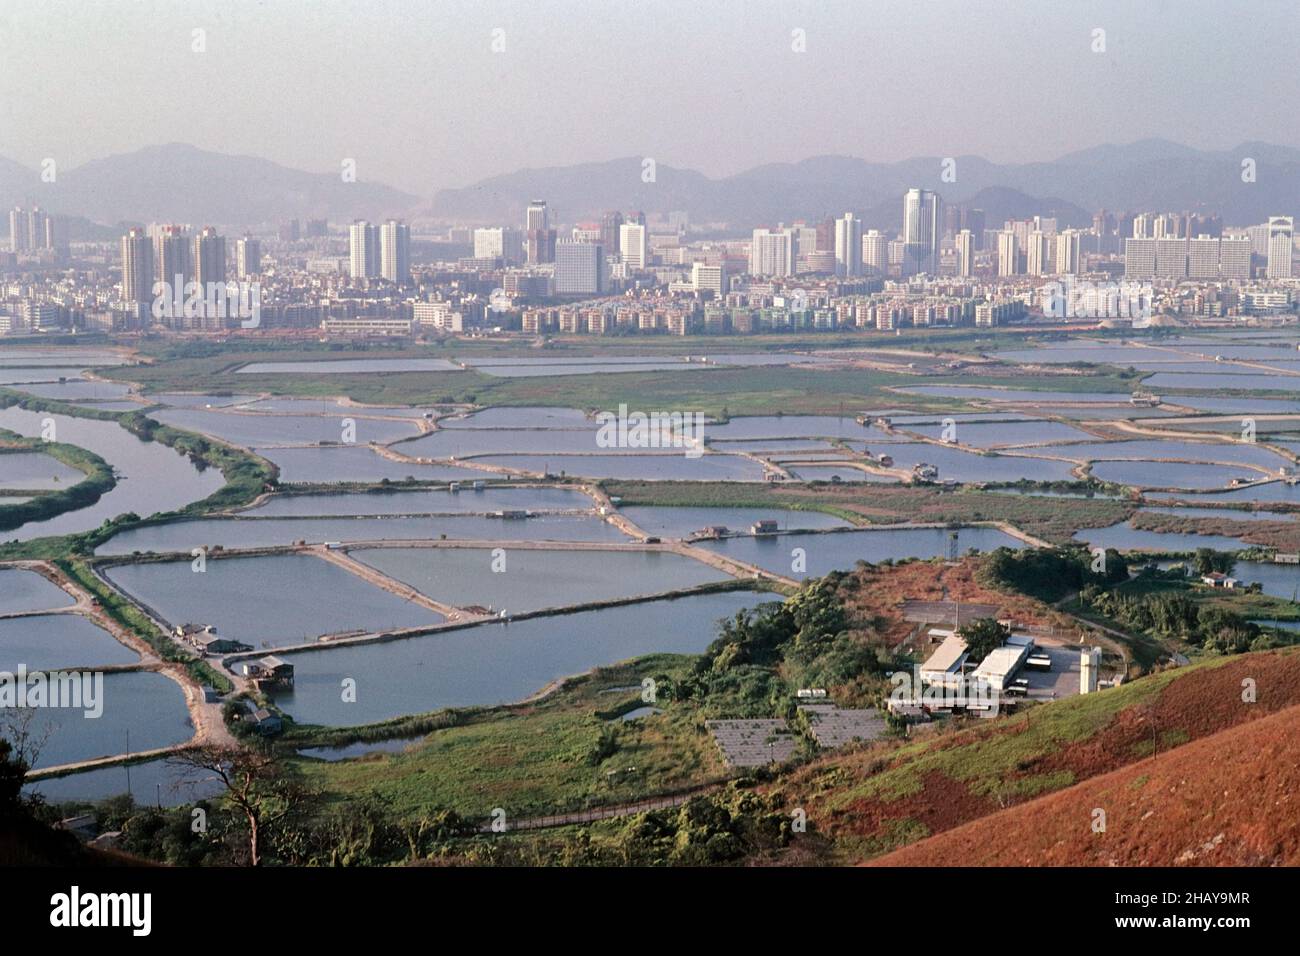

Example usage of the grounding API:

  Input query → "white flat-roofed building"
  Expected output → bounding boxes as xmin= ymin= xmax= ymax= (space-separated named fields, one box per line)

xmin=412 ymin=301 xmax=463 ymax=332
xmin=972 ymin=635 xmax=1034 ymax=692
xmin=920 ymin=634 xmax=968 ymax=690
xmin=321 ymin=315 xmax=412 ymax=336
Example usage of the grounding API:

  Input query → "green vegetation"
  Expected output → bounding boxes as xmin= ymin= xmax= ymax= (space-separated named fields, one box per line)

xmin=0 ymin=395 xmax=275 ymax=561
xmin=980 ymin=545 xmax=1130 ymax=602
xmin=290 ymin=655 xmax=730 ymax=822
xmin=957 ymin=617 xmax=1011 ymax=662
xmin=605 ymin=480 xmax=1132 ymax=544
xmin=0 ymin=431 xmax=116 ymax=533
xmin=102 ymin=339 xmax=1143 ymax=417
xmin=1076 ymin=565 xmax=1291 ymax=657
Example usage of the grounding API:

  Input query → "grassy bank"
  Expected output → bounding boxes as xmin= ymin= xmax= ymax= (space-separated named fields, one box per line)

xmin=0 ymin=430 xmax=116 ymax=533
xmin=0 ymin=395 xmax=275 ymax=561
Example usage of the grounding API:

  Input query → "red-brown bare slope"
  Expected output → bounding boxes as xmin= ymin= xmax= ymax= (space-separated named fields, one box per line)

xmin=867 ymin=700 xmax=1300 ymax=867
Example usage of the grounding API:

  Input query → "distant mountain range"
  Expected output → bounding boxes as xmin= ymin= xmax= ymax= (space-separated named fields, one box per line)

xmin=431 ymin=140 xmax=1300 ymax=228
xmin=3 ymin=139 xmax=1300 ymax=231
xmin=0 ymin=144 xmax=417 ymax=229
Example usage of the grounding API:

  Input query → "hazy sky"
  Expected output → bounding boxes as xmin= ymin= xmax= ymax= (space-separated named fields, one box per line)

xmin=2 ymin=0 xmax=1296 ymax=196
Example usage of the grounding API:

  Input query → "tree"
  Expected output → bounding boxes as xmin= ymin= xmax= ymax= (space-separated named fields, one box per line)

xmin=1194 ymin=548 xmax=1236 ymax=577
xmin=169 ymin=745 xmax=305 ymax=867
xmin=958 ymin=617 xmax=1010 ymax=663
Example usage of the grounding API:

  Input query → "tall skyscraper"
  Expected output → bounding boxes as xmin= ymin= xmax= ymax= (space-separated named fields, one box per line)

xmin=599 ymin=211 xmax=624 ymax=258
xmin=965 ymin=209 xmax=985 ymax=249
xmin=120 ymin=228 xmax=154 ymax=308
xmin=1124 ymin=238 xmax=1157 ymax=278
xmin=902 ymin=188 xmax=941 ymax=275
xmin=7 ymin=207 xmax=22 ymax=253
xmin=152 ymin=225 xmax=191 ymax=290
xmin=193 ymin=227 xmax=226 ymax=288
xmin=1055 ymin=230 xmax=1082 ymax=275
xmin=349 ymin=220 xmax=380 ymax=278
xmin=8 ymin=206 xmax=51 ymax=253
xmin=833 ymin=212 xmax=863 ymax=277
xmin=380 ymin=219 xmax=411 ymax=283
xmin=554 ymin=239 xmax=605 ymax=294
xmin=1025 ymin=231 xmax=1049 ymax=276
xmin=525 ymin=200 xmax=556 ymax=264
xmin=954 ymin=229 xmax=974 ymax=277
xmin=619 ymin=222 xmax=648 ymax=270
xmin=1219 ymin=236 xmax=1252 ymax=280
xmin=997 ymin=231 xmax=1020 ymax=276
xmin=1267 ymin=216 xmax=1294 ymax=279
xmin=862 ymin=230 xmax=887 ymax=275
xmin=235 ymin=237 xmax=261 ymax=279
xmin=749 ymin=227 xmax=795 ymax=276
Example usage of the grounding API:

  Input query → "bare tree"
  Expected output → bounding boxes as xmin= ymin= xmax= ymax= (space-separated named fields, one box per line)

xmin=169 ymin=745 xmax=301 ymax=867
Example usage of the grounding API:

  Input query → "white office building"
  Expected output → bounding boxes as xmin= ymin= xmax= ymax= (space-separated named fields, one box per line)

xmin=554 ymin=239 xmax=605 ymax=294
xmin=1267 ymin=216 xmax=1293 ymax=279
xmin=834 ymin=212 xmax=863 ymax=277
xmin=749 ymin=227 xmax=795 ymax=276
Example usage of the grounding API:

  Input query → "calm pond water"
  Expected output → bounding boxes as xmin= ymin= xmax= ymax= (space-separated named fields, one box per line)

xmin=1144 ymin=482 xmax=1300 ymax=505
xmin=694 ymin=526 xmax=1025 ymax=578
xmin=24 ymin=757 xmax=226 ymax=807
xmin=152 ymin=408 xmax=421 ymax=446
xmin=471 ymin=453 xmax=768 ymax=481
xmin=1141 ymin=506 xmax=1294 ymax=522
xmin=1169 ymin=397 xmax=1300 ymax=415
xmin=0 ymin=614 xmax=139 ymax=671
xmin=991 ymin=344 xmax=1183 ymax=365
xmin=617 ymin=505 xmax=849 ymax=538
xmin=296 ymin=736 xmax=427 ymax=761
xmin=354 ymin=546 xmax=728 ymax=614
xmin=1091 ymin=460 xmax=1265 ymax=490
xmin=438 ymin=406 xmax=594 ymax=429
xmin=1072 ymin=521 xmax=1249 ymax=553
xmin=95 ymin=513 xmax=629 ymax=554
xmin=241 ymin=397 xmax=438 ymax=418
xmin=903 ymin=420 xmax=1096 ymax=447
xmin=850 ymin=442 xmax=1077 ymax=483
xmin=0 ymin=568 xmax=75 ymax=614
xmin=18 ymin=671 xmax=193 ymax=770
xmin=403 ymin=427 xmax=622 ymax=457
xmin=104 ymin=553 xmax=443 ymax=648
xmin=711 ymin=438 xmax=840 ymax=452
xmin=0 ymin=451 xmax=84 ymax=490
xmin=1234 ymin=561 xmax=1299 ymax=600
xmin=1143 ymin=372 xmax=1296 ymax=392
xmin=236 ymin=358 xmax=461 ymax=374
xmin=254 ymin=445 xmax=498 ymax=483
xmin=791 ymin=465 xmax=897 ymax=483
xmin=1253 ymin=619 xmax=1300 ymax=633
xmin=268 ymin=589 xmax=772 ymax=726
xmin=0 ymin=407 xmax=225 ymax=541
xmin=17 ymin=379 xmax=133 ymax=401
xmin=1049 ymin=439 xmax=1291 ymax=470
xmin=901 ymin=386 xmax=1136 ymax=403
xmin=152 ymin=392 xmax=256 ymax=408
xmin=241 ymin=485 xmax=594 ymax=517
xmin=699 ymin=416 xmax=869 ymax=440
xmin=0 ymin=367 xmax=89 ymax=384
xmin=0 ymin=349 xmax=127 ymax=366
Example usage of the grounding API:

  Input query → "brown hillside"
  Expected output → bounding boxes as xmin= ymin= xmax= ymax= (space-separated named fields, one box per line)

xmin=867 ymin=698 xmax=1300 ymax=867
xmin=776 ymin=649 xmax=1300 ymax=861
